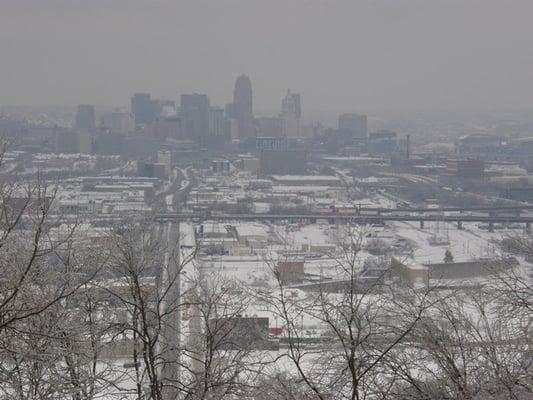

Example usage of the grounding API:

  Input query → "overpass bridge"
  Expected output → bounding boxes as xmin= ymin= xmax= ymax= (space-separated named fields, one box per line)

xmin=154 ymin=211 xmax=533 ymax=232
xmin=47 ymin=206 xmax=533 ymax=232
xmin=357 ymin=205 xmax=533 ymax=214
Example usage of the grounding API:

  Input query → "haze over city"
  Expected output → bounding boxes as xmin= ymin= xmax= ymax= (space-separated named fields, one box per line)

xmin=1 ymin=1 xmax=533 ymax=399
xmin=2 ymin=0 xmax=533 ymax=112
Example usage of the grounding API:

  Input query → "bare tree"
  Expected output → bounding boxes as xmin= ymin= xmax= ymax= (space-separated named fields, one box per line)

xmin=388 ymin=282 xmax=532 ymax=399
xmin=261 ymin=225 xmax=434 ymax=400
xmin=101 ymin=221 xmax=267 ymax=400
xmin=0 ymin=140 xmax=110 ymax=399
xmin=179 ymin=270 xmax=269 ymax=400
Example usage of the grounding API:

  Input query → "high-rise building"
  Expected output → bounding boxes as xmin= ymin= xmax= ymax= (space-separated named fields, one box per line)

xmin=101 ymin=110 xmax=135 ymax=134
xmin=225 ymin=103 xmax=235 ymax=119
xmin=180 ymin=94 xmax=210 ymax=143
xmin=131 ymin=93 xmax=155 ymax=126
xmin=225 ymin=118 xmax=239 ymax=142
xmin=257 ymin=137 xmax=307 ymax=175
xmin=233 ymin=75 xmax=255 ymax=140
xmin=209 ymin=107 xmax=225 ymax=137
xmin=281 ymin=90 xmax=301 ymax=137
xmin=338 ymin=113 xmax=367 ymax=139
xmin=75 ymin=104 xmax=96 ymax=131
xmin=152 ymin=116 xmax=184 ymax=140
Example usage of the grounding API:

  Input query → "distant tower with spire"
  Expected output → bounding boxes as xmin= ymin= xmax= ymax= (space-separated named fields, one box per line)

xmin=233 ymin=75 xmax=255 ymax=140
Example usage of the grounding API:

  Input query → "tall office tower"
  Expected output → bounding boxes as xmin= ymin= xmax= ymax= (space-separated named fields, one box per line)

xmin=131 ymin=93 xmax=155 ymax=126
xmin=100 ymin=110 xmax=135 ymax=134
xmin=209 ymin=107 xmax=225 ymax=137
xmin=180 ymin=94 xmax=210 ymax=143
xmin=75 ymin=104 xmax=96 ymax=131
xmin=338 ymin=113 xmax=368 ymax=139
xmin=233 ymin=75 xmax=255 ymax=140
xmin=281 ymin=90 xmax=301 ymax=137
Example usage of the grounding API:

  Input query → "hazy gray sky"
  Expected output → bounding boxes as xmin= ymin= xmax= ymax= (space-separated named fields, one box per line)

xmin=2 ymin=0 xmax=533 ymax=113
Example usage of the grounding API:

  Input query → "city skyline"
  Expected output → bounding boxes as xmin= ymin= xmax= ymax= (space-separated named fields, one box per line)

xmin=2 ymin=0 xmax=533 ymax=111
xmin=1 ymin=2 xmax=533 ymax=398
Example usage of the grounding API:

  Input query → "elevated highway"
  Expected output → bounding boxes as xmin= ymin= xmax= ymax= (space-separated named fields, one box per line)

xmin=154 ymin=211 xmax=533 ymax=231
xmin=357 ymin=205 xmax=533 ymax=214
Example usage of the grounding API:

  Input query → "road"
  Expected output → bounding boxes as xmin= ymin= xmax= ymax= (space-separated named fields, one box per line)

xmin=158 ymin=221 xmax=181 ymax=399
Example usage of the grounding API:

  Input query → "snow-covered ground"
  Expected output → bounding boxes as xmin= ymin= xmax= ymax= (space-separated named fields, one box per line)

xmin=392 ymin=220 xmax=504 ymax=264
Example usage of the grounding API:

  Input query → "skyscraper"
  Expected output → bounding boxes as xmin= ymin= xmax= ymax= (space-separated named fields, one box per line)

xmin=180 ymin=93 xmax=210 ymax=143
xmin=233 ymin=75 xmax=255 ymax=140
xmin=101 ymin=110 xmax=135 ymax=134
xmin=338 ymin=113 xmax=367 ymax=139
xmin=209 ymin=107 xmax=225 ymax=137
xmin=75 ymin=104 xmax=96 ymax=131
xmin=281 ymin=90 xmax=301 ymax=137
xmin=131 ymin=93 xmax=155 ymax=126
